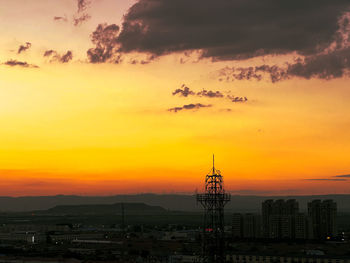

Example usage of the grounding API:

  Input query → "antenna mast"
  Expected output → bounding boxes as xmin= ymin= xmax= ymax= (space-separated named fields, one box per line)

xmin=197 ymin=155 xmax=231 ymax=263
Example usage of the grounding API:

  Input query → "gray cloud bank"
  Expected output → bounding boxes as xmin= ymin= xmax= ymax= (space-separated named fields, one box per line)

xmin=116 ymin=0 xmax=349 ymax=60
xmin=88 ymin=0 xmax=350 ymax=81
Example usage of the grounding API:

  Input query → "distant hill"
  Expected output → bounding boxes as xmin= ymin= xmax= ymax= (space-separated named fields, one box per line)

xmin=0 ymin=194 xmax=350 ymax=212
xmin=41 ymin=202 xmax=166 ymax=215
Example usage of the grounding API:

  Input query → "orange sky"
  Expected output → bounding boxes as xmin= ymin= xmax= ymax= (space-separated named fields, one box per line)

xmin=0 ymin=0 xmax=350 ymax=196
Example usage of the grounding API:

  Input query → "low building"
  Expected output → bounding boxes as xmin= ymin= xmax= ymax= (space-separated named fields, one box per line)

xmin=226 ymin=254 xmax=350 ymax=263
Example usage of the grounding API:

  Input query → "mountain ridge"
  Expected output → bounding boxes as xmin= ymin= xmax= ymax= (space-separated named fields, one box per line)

xmin=0 ymin=194 xmax=350 ymax=212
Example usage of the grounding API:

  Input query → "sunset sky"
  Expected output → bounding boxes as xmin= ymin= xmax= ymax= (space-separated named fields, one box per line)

xmin=1 ymin=0 xmax=350 ymax=196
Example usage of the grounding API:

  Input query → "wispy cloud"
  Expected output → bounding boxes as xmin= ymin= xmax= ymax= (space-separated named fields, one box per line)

xmin=73 ymin=13 xmax=91 ymax=26
xmin=54 ymin=0 xmax=91 ymax=26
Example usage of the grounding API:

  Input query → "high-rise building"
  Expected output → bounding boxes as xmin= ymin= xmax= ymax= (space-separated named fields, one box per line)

xmin=232 ymin=213 xmax=243 ymax=238
xmin=269 ymin=214 xmax=281 ymax=239
xmin=285 ymin=199 xmax=299 ymax=215
xmin=232 ymin=213 xmax=261 ymax=239
xmin=294 ymin=213 xmax=310 ymax=240
xmin=262 ymin=199 xmax=299 ymax=239
xmin=262 ymin=199 xmax=273 ymax=238
xmin=280 ymin=215 xmax=293 ymax=239
xmin=243 ymin=214 xmax=261 ymax=239
xmin=308 ymin=199 xmax=337 ymax=240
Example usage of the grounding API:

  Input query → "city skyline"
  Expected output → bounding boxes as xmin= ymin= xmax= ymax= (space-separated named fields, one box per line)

xmin=1 ymin=0 xmax=350 ymax=196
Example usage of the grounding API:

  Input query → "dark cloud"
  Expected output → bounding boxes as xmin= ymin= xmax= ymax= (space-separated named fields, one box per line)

xmin=172 ymin=84 xmax=195 ymax=97
xmin=216 ymin=12 xmax=350 ymax=81
xmin=334 ymin=174 xmax=350 ymax=178
xmin=44 ymin=50 xmax=56 ymax=57
xmin=218 ymin=65 xmax=288 ymax=83
xmin=287 ymin=47 xmax=350 ymax=80
xmin=227 ymin=95 xmax=248 ymax=103
xmin=2 ymin=60 xmax=39 ymax=68
xmin=107 ymin=0 xmax=350 ymax=80
xmin=87 ymin=23 xmax=122 ymax=63
xmin=304 ymin=178 xmax=347 ymax=181
xmin=172 ymin=85 xmax=225 ymax=98
xmin=43 ymin=50 xmax=73 ymax=63
xmin=60 ymin=51 xmax=73 ymax=63
xmin=171 ymin=84 xmax=248 ymax=105
xmin=17 ymin=42 xmax=31 ymax=54
xmin=197 ymin=89 xmax=224 ymax=98
xmin=168 ymin=103 xmax=212 ymax=113
xmin=218 ymin=66 xmax=281 ymax=82
xmin=217 ymin=47 xmax=350 ymax=82
xmin=115 ymin=0 xmax=350 ymax=61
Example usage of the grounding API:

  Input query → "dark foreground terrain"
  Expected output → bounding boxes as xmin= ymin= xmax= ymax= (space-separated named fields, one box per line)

xmin=0 ymin=202 xmax=349 ymax=262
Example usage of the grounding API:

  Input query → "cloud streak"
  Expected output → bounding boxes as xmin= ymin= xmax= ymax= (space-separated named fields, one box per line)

xmin=334 ymin=174 xmax=350 ymax=178
xmin=53 ymin=16 xmax=68 ymax=22
xmin=304 ymin=178 xmax=348 ymax=181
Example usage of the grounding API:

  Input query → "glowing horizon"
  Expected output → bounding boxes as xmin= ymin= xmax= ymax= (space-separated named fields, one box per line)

xmin=1 ymin=0 xmax=350 ymax=196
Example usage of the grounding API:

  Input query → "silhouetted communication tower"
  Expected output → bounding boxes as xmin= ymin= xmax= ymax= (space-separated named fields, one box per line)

xmin=197 ymin=155 xmax=231 ymax=263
